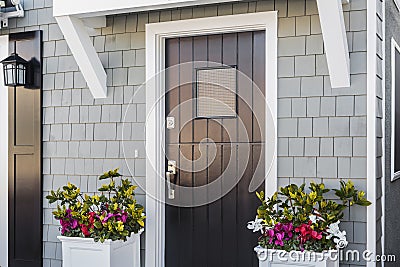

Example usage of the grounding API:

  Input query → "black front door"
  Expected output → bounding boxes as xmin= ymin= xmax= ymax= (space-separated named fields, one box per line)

xmin=8 ymin=31 xmax=42 ymax=267
xmin=165 ymin=31 xmax=266 ymax=267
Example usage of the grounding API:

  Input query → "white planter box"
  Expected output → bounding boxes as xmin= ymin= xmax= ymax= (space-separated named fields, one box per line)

xmin=255 ymin=247 xmax=339 ymax=267
xmin=58 ymin=231 xmax=142 ymax=267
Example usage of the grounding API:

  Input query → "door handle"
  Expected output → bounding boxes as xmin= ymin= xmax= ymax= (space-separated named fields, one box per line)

xmin=166 ymin=160 xmax=176 ymax=199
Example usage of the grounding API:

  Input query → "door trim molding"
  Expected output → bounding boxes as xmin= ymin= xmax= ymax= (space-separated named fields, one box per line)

xmin=0 ymin=34 xmax=9 ymax=267
xmin=145 ymin=12 xmax=278 ymax=267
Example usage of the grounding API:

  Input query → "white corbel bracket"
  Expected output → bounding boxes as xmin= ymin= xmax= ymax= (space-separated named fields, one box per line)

xmin=0 ymin=3 xmax=24 ymax=29
xmin=317 ymin=0 xmax=350 ymax=88
xmin=55 ymin=15 xmax=107 ymax=98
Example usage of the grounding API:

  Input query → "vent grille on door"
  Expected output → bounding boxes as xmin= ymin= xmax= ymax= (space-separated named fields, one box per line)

xmin=196 ymin=67 xmax=237 ymax=118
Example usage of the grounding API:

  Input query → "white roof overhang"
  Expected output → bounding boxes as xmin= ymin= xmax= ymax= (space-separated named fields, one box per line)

xmin=53 ymin=0 xmax=350 ymax=98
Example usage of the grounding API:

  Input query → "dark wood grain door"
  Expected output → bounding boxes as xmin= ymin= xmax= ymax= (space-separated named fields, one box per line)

xmin=8 ymin=31 xmax=42 ymax=267
xmin=165 ymin=31 xmax=265 ymax=267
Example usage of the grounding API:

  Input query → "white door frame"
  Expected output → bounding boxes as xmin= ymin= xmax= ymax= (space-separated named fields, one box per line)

xmin=145 ymin=12 xmax=278 ymax=267
xmin=0 ymin=34 xmax=9 ymax=267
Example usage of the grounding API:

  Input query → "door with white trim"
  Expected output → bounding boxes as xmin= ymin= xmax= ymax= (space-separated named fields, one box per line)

xmin=164 ymin=31 xmax=266 ymax=267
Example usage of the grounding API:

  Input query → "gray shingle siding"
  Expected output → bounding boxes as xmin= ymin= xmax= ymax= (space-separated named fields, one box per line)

xmin=0 ymin=0 xmax=370 ymax=266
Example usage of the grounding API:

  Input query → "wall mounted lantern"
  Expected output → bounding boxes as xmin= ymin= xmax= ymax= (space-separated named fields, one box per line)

xmin=1 ymin=32 xmax=42 ymax=89
xmin=1 ymin=51 xmax=28 ymax=87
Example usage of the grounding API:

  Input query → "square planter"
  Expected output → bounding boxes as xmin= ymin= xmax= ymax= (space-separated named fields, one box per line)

xmin=255 ymin=246 xmax=339 ymax=267
xmin=58 ymin=231 xmax=142 ymax=267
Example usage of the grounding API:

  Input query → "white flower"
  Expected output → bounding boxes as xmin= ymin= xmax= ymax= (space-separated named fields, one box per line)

xmin=309 ymin=211 xmax=325 ymax=224
xmin=326 ymin=221 xmax=341 ymax=239
xmin=326 ymin=221 xmax=348 ymax=249
xmin=309 ymin=215 xmax=317 ymax=224
xmin=247 ymin=216 xmax=264 ymax=233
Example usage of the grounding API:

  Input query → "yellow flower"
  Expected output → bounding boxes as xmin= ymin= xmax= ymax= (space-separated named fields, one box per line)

xmin=116 ymin=221 xmax=124 ymax=232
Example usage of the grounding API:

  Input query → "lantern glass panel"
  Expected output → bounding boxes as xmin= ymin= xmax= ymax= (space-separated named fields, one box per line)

xmin=5 ymin=63 xmax=16 ymax=86
xmin=17 ymin=63 xmax=26 ymax=85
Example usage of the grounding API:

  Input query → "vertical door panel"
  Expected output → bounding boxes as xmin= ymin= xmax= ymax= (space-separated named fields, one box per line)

xmin=253 ymin=31 xmax=266 ymax=143
xmin=237 ymin=32 xmax=253 ymax=143
xmin=15 ymin=89 xmax=35 ymax=146
xmin=207 ymin=35 xmax=223 ymax=144
xmin=179 ymin=37 xmax=194 ymax=143
xmin=222 ymin=33 xmax=238 ymax=144
xmin=165 ymin=38 xmax=180 ymax=146
xmin=14 ymin=154 xmax=39 ymax=260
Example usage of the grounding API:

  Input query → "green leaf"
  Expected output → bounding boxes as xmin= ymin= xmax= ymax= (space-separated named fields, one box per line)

xmin=99 ymin=168 xmax=122 ymax=180
xmin=94 ymin=221 xmax=103 ymax=229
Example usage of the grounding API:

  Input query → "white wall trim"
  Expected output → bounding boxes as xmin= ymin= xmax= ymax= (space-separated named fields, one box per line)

xmin=316 ymin=0 xmax=350 ymax=88
xmin=366 ymin=0 xmax=377 ymax=265
xmin=0 ymin=34 xmax=9 ymax=267
xmin=145 ymin=11 xmax=278 ymax=267
xmin=391 ymin=38 xmax=400 ymax=182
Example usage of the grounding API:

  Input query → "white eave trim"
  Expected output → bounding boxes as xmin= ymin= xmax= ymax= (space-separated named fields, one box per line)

xmin=54 ymin=0 xmax=245 ymax=18
xmin=316 ymin=0 xmax=350 ymax=88
xmin=55 ymin=16 xmax=107 ymax=98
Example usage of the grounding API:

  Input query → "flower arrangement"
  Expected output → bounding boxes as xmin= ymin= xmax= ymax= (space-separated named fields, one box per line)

xmin=248 ymin=181 xmax=371 ymax=252
xmin=46 ymin=169 xmax=145 ymax=242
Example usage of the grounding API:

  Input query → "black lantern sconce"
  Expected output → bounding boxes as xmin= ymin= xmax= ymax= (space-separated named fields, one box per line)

xmin=1 ymin=50 xmax=28 ymax=87
xmin=1 ymin=40 xmax=40 ymax=88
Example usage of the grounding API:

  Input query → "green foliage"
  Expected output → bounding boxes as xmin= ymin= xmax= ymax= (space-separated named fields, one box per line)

xmin=46 ymin=169 xmax=145 ymax=242
xmin=99 ymin=168 xmax=122 ymax=180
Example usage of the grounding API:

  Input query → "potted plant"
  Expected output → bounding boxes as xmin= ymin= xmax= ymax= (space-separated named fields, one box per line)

xmin=46 ymin=169 xmax=145 ymax=267
xmin=247 ymin=180 xmax=371 ymax=267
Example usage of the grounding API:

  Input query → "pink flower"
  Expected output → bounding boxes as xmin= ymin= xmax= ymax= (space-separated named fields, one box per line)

xmin=265 ymin=222 xmax=294 ymax=248
xmin=71 ymin=219 xmax=78 ymax=229
xmin=295 ymin=221 xmax=323 ymax=245
xmin=311 ymin=231 xmax=322 ymax=240
xmin=267 ymin=229 xmax=274 ymax=237
xmin=81 ymin=225 xmax=90 ymax=237
xmin=121 ymin=214 xmax=127 ymax=223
